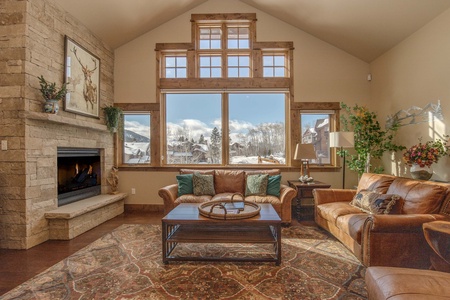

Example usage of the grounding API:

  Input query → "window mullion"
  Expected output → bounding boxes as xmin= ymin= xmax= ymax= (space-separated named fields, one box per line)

xmin=222 ymin=92 xmax=229 ymax=165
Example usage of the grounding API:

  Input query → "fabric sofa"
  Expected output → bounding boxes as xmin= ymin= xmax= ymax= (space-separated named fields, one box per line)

xmin=313 ymin=173 xmax=450 ymax=268
xmin=158 ymin=169 xmax=296 ymax=225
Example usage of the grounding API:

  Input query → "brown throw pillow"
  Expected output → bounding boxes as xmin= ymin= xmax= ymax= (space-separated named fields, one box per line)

xmin=350 ymin=190 xmax=400 ymax=214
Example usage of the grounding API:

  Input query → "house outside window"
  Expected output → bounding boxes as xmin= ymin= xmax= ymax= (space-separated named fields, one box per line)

xmin=123 ymin=113 xmax=151 ymax=164
xmin=300 ymin=112 xmax=333 ymax=165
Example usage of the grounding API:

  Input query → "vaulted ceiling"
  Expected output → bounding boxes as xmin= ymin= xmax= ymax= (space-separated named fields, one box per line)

xmin=48 ymin=0 xmax=450 ymax=62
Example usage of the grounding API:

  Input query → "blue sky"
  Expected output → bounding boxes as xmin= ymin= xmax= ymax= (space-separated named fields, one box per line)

xmin=166 ymin=93 xmax=285 ymax=125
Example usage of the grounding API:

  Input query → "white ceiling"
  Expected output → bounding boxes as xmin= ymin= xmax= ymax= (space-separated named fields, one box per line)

xmin=49 ymin=0 xmax=450 ymax=62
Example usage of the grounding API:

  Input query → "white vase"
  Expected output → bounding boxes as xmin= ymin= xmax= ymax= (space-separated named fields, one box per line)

xmin=410 ymin=164 xmax=433 ymax=180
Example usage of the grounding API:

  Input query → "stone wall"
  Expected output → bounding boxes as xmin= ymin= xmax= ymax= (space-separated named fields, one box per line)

xmin=0 ymin=0 xmax=115 ymax=249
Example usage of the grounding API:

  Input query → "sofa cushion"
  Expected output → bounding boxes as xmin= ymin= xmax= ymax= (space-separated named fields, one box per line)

xmin=336 ymin=214 xmax=370 ymax=243
xmin=245 ymin=169 xmax=281 ymax=176
xmin=245 ymin=174 xmax=269 ymax=196
xmin=193 ymin=173 xmax=215 ymax=196
xmin=245 ymin=194 xmax=281 ymax=205
xmin=267 ymin=175 xmax=282 ymax=197
xmin=176 ymin=174 xmax=193 ymax=197
xmin=357 ymin=173 xmax=396 ymax=193
xmin=214 ymin=170 xmax=245 ymax=194
xmin=180 ymin=169 xmax=215 ymax=175
xmin=212 ymin=193 xmax=244 ymax=202
xmin=350 ymin=190 xmax=400 ymax=214
xmin=317 ymin=202 xmax=363 ymax=224
xmin=387 ymin=178 xmax=447 ymax=214
xmin=175 ymin=194 xmax=212 ymax=204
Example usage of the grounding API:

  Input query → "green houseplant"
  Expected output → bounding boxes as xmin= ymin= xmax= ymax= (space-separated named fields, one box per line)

xmin=102 ymin=105 xmax=124 ymax=135
xmin=38 ymin=75 xmax=68 ymax=114
xmin=339 ymin=103 xmax=405 ymax=177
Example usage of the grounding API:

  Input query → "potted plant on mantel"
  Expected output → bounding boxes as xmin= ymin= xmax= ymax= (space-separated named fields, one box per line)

xmin=38 ymin=75 xmax=68 ymax=114
xmin=102 ymin=105 xmax=123 ymax=135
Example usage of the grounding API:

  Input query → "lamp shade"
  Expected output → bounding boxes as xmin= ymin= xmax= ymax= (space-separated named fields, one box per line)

xmin=293 ymin=143 xmax=317 ymax=160
xmin=329 ymin=132 xmax=354 ymax=148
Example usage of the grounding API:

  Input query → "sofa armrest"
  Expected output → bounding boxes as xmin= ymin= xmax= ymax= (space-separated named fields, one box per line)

xmin=280 ymin=184 xmax=296 ymax=205
xmin=158 ymin=184 xmax=178 ymax=215
xmin=364 ymin=214 xmax=449 ymax=233
xmin=361 ymin=214 xmax=449 ymax=268
xmin=313 ymin=188 xmax=357 ymax=205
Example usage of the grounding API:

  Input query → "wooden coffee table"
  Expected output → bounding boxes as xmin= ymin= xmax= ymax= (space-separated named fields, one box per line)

xmin=162 ymin=203 xmax=282 ymax=265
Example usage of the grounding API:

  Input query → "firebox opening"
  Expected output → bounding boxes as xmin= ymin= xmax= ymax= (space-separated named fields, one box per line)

xmin=57 ymin=147 xmax=101 ymax=206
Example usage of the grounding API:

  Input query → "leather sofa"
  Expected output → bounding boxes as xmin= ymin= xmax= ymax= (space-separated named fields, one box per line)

xmin=365 ymin=221 xmax=450 ymax=299
xmin=313 ymin=173 xmax=450 ymax=268
xmin=158 ymin=169 xmax=297 ymax=225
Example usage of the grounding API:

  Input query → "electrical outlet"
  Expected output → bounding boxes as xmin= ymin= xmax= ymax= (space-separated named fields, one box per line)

xmin=131 ymin=188 xmax=136 ymax=195
xmin=1 ymin=140 xmax=7 ymax=151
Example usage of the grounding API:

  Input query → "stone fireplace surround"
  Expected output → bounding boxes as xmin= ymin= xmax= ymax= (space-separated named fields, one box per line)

xmin=9 ymin=112 xmax=123 ymax=249
xmin=0 ymin=0 xmax=118 ymax=249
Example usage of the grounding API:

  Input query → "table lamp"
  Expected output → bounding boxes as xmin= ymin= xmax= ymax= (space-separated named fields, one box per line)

xmin=329 ymin=132 xmax=354 ymax=188
xmin=293 ymin=143 xmax=317 ymax=178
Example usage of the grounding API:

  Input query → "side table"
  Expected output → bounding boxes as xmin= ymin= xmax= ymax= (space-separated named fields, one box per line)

xmin=423 ymin=220 xmax=450 ymax=272
xmin=287 ymin=180 xmax=331 ymax=221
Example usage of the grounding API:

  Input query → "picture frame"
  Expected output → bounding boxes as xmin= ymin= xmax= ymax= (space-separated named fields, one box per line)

xmin=64 ymin=36 xmax=100 ymax=118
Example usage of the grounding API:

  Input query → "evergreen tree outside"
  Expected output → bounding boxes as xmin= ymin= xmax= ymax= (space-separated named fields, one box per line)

xmin=210 ymin=127 xmax=221 ymax=163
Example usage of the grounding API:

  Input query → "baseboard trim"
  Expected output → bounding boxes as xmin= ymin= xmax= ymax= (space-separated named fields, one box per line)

xmin=125 ymin=204 xmax=164 ymax=213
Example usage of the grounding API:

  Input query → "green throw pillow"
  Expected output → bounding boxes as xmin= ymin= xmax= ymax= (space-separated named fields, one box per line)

xmin=193 ymin=173 xmax=215 ymax=196
xmin=245 ymin=174 xmax=269 ymax=196
xmin=267 ymin=175 xmax=281 ymax=197
xmin=176 ymin=174 xmax=193 ymax=197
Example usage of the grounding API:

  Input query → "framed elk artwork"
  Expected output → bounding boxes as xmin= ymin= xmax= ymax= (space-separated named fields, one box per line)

xmin=64 ymin=36 xmax=100 ymax=118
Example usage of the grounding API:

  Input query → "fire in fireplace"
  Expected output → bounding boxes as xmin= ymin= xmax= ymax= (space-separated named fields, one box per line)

xmin=57 ymin=147 xmax=101 ymax=206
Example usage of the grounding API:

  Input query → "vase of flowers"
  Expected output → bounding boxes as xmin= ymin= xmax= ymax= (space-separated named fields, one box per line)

xmin=403 ymin=137 xmax=450 ymax=180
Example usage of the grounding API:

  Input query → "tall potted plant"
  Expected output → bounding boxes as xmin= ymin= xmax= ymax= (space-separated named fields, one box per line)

xmin=339 ymin=103 xmax=405 ymax=177
xmin=38 ymin=75 xmax=67 ymax=114
xmin=102 ymin=105 xmax=123 ymax=135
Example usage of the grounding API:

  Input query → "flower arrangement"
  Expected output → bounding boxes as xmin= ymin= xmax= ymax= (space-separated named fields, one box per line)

xmin=403 ymin=137 xmax=450 ymax=167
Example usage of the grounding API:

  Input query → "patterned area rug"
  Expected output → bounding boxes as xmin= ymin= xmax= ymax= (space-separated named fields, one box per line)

xmin=3 ymin=224 xmax=367 ymax=299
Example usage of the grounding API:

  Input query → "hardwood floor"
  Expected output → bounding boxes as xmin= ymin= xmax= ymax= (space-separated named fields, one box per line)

xmin=0 ymin=210 xmax=307 ymax=296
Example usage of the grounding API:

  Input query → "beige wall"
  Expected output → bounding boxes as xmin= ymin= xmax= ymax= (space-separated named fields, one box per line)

xmin=370 ymin=7 xmax=450 ymax=182
xmin=115 ymin=0 xmax=371 ymax=204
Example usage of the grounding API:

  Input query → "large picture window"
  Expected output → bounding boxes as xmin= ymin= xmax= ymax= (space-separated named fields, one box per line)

xmin=165 ymin=94 xmax=222 ymax=164
xmin=164 ymin=92 xmax=286 ymax=165
xmin=229 ymin=93 xmax=285 ymax=164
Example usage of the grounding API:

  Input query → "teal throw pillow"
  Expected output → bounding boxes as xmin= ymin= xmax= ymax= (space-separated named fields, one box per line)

xmin=245 ymin=174 xmax=269 ymax=196
xmin=267 ymin=175 xmax=281 ymax=197
xmin=176 ymin=174 xmax=193 ymax=197
xmin=193 ymin=173 xmax=215 ymax=196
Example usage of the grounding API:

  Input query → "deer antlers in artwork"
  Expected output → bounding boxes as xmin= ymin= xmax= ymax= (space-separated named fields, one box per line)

xmin=71 ymin=46 xmax=98 ymax=110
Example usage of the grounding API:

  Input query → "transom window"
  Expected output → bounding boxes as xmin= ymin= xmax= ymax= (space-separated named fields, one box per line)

xmin=199 ymin=27 xmax=221 ymax=49
xmin=263 ymin=54 xmax=287 ymax=77
xmin=227 ymin=27 xmax=250 ymax=49
xmin=227 ymin=55 xmax=250 ymax=77
xmin=199 ymin=55 xmax=222 ymax=78
xmin=164 ymin=55 xmax=187 ymax=78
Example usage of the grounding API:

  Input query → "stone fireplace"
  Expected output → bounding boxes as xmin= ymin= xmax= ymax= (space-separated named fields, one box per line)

xmin=1 ymin=0 xmax=118 ymax=249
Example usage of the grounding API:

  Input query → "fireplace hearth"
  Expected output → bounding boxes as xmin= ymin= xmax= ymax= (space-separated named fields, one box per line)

xmin=57 ymin=147 xmax=101 ymax=206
